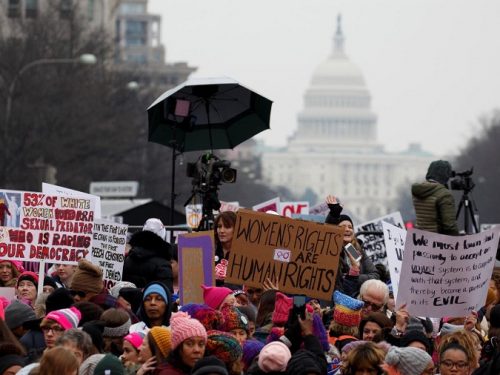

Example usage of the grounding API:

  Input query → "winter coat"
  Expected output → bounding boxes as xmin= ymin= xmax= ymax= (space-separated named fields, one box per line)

xmin=334 ymin=248 xmax=379 ymax=297
xmin=19 ymin=329 xmax=45 ymax=364
xmin=412 ymin=182 xmax=458 ymax=235
xmin=123 ymin=230 xmax=174 ymax=292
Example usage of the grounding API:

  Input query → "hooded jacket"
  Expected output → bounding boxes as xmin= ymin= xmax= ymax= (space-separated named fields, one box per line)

xmin=412 ymin=160 xmax=458 ymax=235
xmin=123 ymin=231 xmax=174 ymax=291
xmin=135 ymin=281 xmax=172 ymax=329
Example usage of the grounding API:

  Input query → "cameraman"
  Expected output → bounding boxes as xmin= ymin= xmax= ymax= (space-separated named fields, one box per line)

xmin=411 ymin=160 xmax=459 ymax=235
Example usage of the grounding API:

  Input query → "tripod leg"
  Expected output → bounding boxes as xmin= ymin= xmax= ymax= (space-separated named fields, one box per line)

xmin=466 ymin=200 xmax=479 ymax=233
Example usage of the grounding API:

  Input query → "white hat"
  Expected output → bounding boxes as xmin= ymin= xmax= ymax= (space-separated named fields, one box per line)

xmin=143 ymin=218 xmax=166 ymax=241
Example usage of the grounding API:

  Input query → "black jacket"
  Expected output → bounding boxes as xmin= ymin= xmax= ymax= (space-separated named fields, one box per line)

xmin=123 ymin=231 xmax=174 ymax=292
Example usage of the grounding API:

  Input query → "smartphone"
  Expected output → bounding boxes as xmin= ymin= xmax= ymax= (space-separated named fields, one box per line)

xmin=344 ymin=243 xmax=362 ymax=262
xmin=293 ymin=295 xmax=306 ymax=320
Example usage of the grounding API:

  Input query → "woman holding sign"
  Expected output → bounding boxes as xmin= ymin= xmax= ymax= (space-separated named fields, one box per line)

xmin=213 ymin=211 xmax=237 ymax=286
xmin=325 ymin=195 xmax=379 ymax=298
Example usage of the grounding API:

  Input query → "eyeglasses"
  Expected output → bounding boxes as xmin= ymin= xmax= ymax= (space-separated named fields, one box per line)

xmin=361 ymin=298 xmax=384 ymax=311
xmin=69 ymin=290 xmax=86 ymax=298
xmin=41 ymin=326 xmax=65 ymax=333
xmin=440 ymin=360 xmax=469 ymax=370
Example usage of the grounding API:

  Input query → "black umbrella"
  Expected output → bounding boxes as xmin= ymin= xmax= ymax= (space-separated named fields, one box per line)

xmin=147 ymin=77 xmax=273 ymax=225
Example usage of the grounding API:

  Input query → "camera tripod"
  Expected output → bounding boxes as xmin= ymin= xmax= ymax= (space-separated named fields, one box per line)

xmin=184 ymin=187 xmax=221 ymax=231
xmin=456 ymin=189 xmax=479 ymax=234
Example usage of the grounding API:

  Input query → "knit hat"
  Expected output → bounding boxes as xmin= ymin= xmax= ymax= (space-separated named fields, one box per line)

xmin=272 ymin=292 xmax=293 ymax=325
xmin=0 ymin=259 xmax=24 ymax=273
xmin=70 ymin=259 xmax=103 ymax=295
xmin=118 ymin=287 xmax=143 ymax=313
xmin=103 ymin=318 xmax=131 ymax=338
xmin=333 ymin=290 xmax=364 ymax=327
xmin=242 ymin=339 xmax=265 ymax=371
xmin=4 ymin=299 xmax=36 ymax=329
xmin=490 ymin=304 xmax=500 ymax=328
xmin=109 ymin=281 xmax=137 ymax=298
xmin=43 ymin=276 xmax=58 ymax=290
xmin=143 ymin=283 xmax=169 ymax=303
xmin=79 ymin=353 xmax=105 ymax=375
xmin=327 ymin=214 xmax=354 ymax=226
xmin=143 ymin=218 xmax=166 ymax=241
xmin=191 ymin=355 xmax=229 ymax=375
xmin=44 ymin=306 xmax=81 ymax=330
xmin=201 ymin=285 xmax=233 ymax=310
xmin=17 ymin=271 xmax=38 ymax=287
xmin=426 ymin=160 xmax=453 ymax=185
xmin=400 ymin=330 xmax=431 ymax=353
xmin=220 ymin=306 xmax=249 ymax=333
xmin=73 ymin=301 xmax=104 ymax=326
xmin=94 ymin=353 xmax=124 ymax=375
xmin=45 ymin=288 xmax=74 ymax=313
xmin=385 ymin=346 xmax=433 ymax=375
xmin=258 ymin=341 xmax=292 ymax=372
xmin=359 ymin=312 xmax=394 ymax=333
xmin=150 ymin=326 xmax=172 ymax=357
xmin=170 ymin=311 xmax=208 ymax=349
xmin=205 ymin=330 xmax=243 ymax=364
xmin=124 ymin=332 xmax=145 ymax=350
xmin=0 ymin=354 xmax=25 ymax=375
xmin=286 ymin=349 xmax=323 ymax=375
xmin=341 ymin=340 xmax=366 ymax=355
xmin=180 ymin=303 xmax=224 ymax=331
xmin=406 ymin=317 xmax=425 ymax=333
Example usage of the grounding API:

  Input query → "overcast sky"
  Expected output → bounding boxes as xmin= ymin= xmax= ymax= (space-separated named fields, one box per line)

xmin=149 ymin=0 xmax=500 ymax=156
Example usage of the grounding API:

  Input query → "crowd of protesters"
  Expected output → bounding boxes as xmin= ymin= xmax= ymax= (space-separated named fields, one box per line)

xmin=1 ymin=189 xmax=500 ymax=375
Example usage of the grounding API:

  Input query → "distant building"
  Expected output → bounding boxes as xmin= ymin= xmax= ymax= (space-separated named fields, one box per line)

xmin=261 ymin=16 xmax=433 ymax=221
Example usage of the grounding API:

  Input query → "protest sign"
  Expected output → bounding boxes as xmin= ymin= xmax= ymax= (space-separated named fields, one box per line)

xmin=355 ymin=212 xmax=404 ymax=267
xmin=291 ymin=214 xmax=325 ymax=223
xmin=398 ymin=227 xmax=500 ymax=317
xmin=382 ymin=221 xmax=406 ymax=302
xmin=0 ymin=189 xmax=95 ymax=264
xmin=0 ymin=287 xmax=16 ymax=302
xmin=90 ymin=219 xmax=128 ymax=290
xmin=185 ymin=204 xmax=203 ymax=229
xmin=42 ymin=183 xmax=101 ymax=219
xmin=219 ymin=201 xmax=240 ymax=213
xmin=252 ymin=197 xmax=280 ymax=213
xmin=309 ymin=202 xmax=330 ymax=216
xmin=226 ymin=209 xmax=344 ymax=300
xmin=178 ymin=231 xmax=215 ymax=305
xmin=279 ymin=201 xmax=309 ymax=218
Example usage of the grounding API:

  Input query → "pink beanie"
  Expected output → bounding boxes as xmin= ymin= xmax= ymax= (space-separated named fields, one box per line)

xmin=258 ymin=341 xmax=291 ymax=372
xmin=45 ymin=306 xmax=81 ymax=330
xmin=170 ymin=312 xmax=207 ymax=349
xmin=0 ymin=260 xmax=24 ymax=273
xmin=201 ymin=285 xmax=233 ymax=310
xmin=124 ymin=332 xmax=145 ymax=350
xmin=272 ymin=292 xmax=293 ymax=325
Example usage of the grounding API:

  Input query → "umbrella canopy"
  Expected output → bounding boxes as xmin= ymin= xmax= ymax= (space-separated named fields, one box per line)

xmin=147 ymin=77 xmax=273 ymax=152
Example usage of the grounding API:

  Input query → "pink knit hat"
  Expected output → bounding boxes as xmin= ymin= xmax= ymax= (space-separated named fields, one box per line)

xmin=45 ymin=306 xmax=81 ymax=330
xmin=0 ymin=260 xmax=24 ymax=273
xmin=258 ymin=341 xmax=291 ymax=372
xmin=272 ymin=292 xmax=293 ymax=325
xmin=201 ymin=285 xmax=233 ymax=310
xmin=124 ymin=332 xmax=145 ymax=350
xmin=170 ymin=311 xmax=207 ymax=349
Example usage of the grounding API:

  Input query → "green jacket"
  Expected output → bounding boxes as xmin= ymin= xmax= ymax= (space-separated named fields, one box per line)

xmin=411 ymin=181 xmax=459 ymax=235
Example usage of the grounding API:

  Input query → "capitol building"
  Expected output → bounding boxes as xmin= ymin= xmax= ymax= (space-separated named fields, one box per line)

xmin=261 ymin=17 xmax=434 ymax=222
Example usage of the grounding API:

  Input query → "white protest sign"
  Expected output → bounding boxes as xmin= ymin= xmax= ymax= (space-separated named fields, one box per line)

xmin=382 ymin=222 xmax=407 ymax=302
xmin=279 ymin=201 xmax=309 ymax=218
xmin=309 ymin=202 xmax=329 ymax=216
xmin=252 ymin=197 xmax=280 ymax=213
xmin=42 ymin=183 xmax=101 ymax=219
xmin=185 ymin=204 xmax=202 ymax=229
xmin=398 ymin=227 xmax=500 ymax=318
xmin=219 ymin=201 xmax=240 ymax=213
xmin=355 ymin=212 xmax=404 ymax=267
xmin=90 ymin=219 xmax=128 ymax=290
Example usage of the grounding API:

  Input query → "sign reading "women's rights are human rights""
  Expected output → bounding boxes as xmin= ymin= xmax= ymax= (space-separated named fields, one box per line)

xmin=225 ymin=209 xmax=344 ymax=300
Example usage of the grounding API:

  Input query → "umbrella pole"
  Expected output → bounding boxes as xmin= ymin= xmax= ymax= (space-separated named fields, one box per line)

xmin=170 ymin=146 xmax=176 ymax=228
xmin=205 ymin=100 xmax=214 ymax=152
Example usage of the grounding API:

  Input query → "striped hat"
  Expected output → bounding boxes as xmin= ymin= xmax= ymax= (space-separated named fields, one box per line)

xmin=170 ymin=311 xmax=207 ymax=349
xmin=333 ymin=291 xmax=364 ymax=327
xmin=45 ymin=306 xmax=81 ymax=330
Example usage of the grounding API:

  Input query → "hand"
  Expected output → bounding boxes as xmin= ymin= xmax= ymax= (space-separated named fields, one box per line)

xmin=263 ymin=277 xmax=279 ymax=291
xmin=464 ymin=311 xmax=478 ymax=331
xmin=346 ymin=251 xmax=360 ymax=273
xmin=137 ymin=356 xmax=156 ymax=375
xmin=395 ymin=303 xmax=409 ymax=331
xmin=298 ymin=308 xmax=314 ymax=336
xmin=325 ymin=195 xmax=338 ymax=205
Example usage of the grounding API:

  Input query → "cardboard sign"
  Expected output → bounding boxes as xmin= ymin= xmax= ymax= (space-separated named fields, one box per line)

xmin=219 ymin=201 xmax=240 ymax=213
xmin=90 ymin=219 xmax=128 ymax=290
xmin=398 ymin=228 xmax=500 ymax=318
xmin=0 ymin=189 xmax=95 ymax=264
xmin=279 ymin=201 xmax=309 ymax=218
xmin=185 ymin=204 xmax=203 ymax=229
xmin=178 ymin=231 xmax=215 ymax=305
xmin=252 ymin=197 xmax=280 ymax=213
xmin=382 ymin=222 xmax=406 ymax=302
xmin=355 ymin=212 xmax=404 ymax=267
xmin=225 ymin=209 xmax=344 ymax=300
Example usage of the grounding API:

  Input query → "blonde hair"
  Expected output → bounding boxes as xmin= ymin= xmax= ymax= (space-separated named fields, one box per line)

xmin=35 ymin=347 xmax=79 ymax=375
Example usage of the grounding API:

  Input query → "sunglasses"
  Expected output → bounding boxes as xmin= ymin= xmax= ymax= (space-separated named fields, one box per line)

xmin=361 ymin=298 xmax=384 ymax=311
xmin=69 ymin=290 xmax=86 ymax=298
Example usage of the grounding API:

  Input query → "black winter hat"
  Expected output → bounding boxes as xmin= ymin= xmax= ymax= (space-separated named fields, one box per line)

xmin=426 ymin=160 xmax=453 ymax=185
xmin=400 ymin=330 xmax=431 ymax=353
xmin=43 ymin=276 xmax=58 ymax=290
xmin=326 ymin=214 xmax=354 ymax=226
xmin=191 ymin=355 xmax=229 ymax=375
xmin=286 ymin=349 xmax=323 ymax=375
xmin=119 ymin=287 xmax=143 ymax=314
xmin=45 ymin=287 xmax=74 ymax=313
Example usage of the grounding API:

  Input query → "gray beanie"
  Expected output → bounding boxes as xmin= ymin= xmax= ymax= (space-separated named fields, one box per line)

xmin=406 ymin=317 xmax=425 ymax=333
xmin=4 ymin=300 xmax=36 ymax=329
xmin=385 ymin=346 xmax=432 ymax=375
